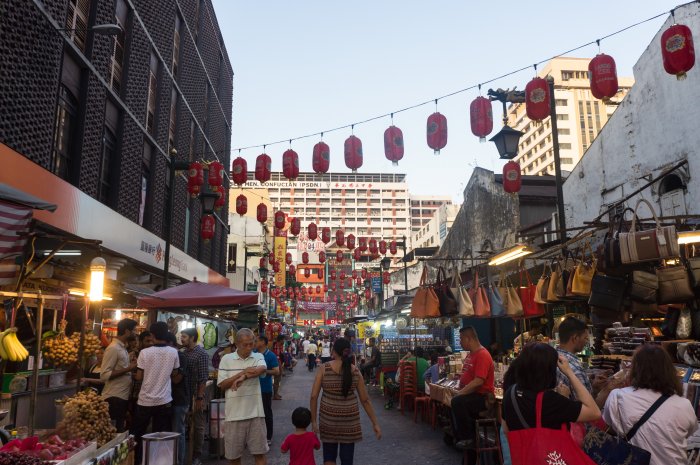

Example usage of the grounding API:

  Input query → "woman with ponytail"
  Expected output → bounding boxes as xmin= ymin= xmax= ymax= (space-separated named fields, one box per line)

xmin=310 ymin=337 xmax=381 ymax=465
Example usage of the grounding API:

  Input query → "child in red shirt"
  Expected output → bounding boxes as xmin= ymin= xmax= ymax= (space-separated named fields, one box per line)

xmin=281 ymin=407 xmax=321 ymax=465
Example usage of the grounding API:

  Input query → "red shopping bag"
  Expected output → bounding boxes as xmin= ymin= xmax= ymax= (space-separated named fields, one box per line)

xmin=508 ymin=391 xmax=596 ymax=465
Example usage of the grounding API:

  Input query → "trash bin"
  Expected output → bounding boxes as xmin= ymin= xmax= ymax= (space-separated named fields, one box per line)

xmin=209 ymin=399 xmax=225 ymax=458
xmin=142 ymin=431 xmax=180 ymax=465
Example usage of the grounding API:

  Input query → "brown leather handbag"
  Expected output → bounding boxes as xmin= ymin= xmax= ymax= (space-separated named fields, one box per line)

xmin=657 ymin=265 xmax=694 ymax=304
xmin=547 ymin=260 xmax=565 ymax=302
xmin=410 ymin=266 xmax=440 ymax=318
xmin=498 ymin=272 xmax=523 ymax=318
xmin=534 ymin=264 xmax=550 ymax=305
xmin=468 ymin=269 xmax=491 ymax=318
xmin=571 ymin=243 xmax=597 ymax=297
xmin=619 ymin=199 xmax=679 ymax=264
xmin=628 ymin=270 xmax=658 ymax=303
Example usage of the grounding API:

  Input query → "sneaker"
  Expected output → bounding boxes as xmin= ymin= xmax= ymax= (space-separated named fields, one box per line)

xmin=266 ymin=439 xmax=272 ymax=447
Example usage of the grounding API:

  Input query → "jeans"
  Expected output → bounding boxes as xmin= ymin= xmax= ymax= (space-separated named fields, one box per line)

xmin=450 ymin=393 xmax=486 ymax=442
xmin=307 ymin=354 xmax=316 ymax=371
xmin=131 ymin=403 xmax=173 ymax=464
xmin=322 ymin=442 xmax=355 ymax=465
xmin=172 ymin=404 xmax=188 ymax=465
xmin=191 ymin=406 xmax=206 ymax=460
xmin=261 ymin=392 xmax=273 ymax=441
xmin=105 ymin=397 xmax=129 ymax=433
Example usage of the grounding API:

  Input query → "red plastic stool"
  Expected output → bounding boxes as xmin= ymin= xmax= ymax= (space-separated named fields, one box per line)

xmin=414 ymin=395 xmax=430 ymax=423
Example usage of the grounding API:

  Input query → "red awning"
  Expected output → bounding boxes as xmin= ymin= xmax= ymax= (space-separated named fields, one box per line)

xmin=137 ymin=281 xmax=258 ymax=309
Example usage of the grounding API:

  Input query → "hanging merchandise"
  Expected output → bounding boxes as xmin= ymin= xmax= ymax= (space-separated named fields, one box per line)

xmin=260 ymin=279 xmax=268 ymax=293
xmin=331 ymin=282 xmax=337 ymax=292
xmin=469 ymin=96 xmax=493 ymax=140
xmin=308 ymin=223 xmax=318 ymax=241
xmin=285 ymin=252 xmax=293 ymax=266
xmin=231 ymin=156 xmax=248 ymax=186
xmin=304 ymin=268 xmax=311 ymax=278
xmin=187 ymin=161 xmax=204 ymax=197
xmin=354 ymin=248 xmax=362 ymax=261
xmin=289 ymin=264 xmax=296 ymax=275
xmin=340 ymin=271 xmax=346 ymax=281
xmin=383 ymin=271 xmax=390 ymax=285
xmin=256 ymin=203 xmax=268 ymax=224
xmin=290 ymin=217 xmax=301 ymax=236
xmin=336 ymin=250 xmax=344 ymax=263
xmin=336 ymin=229 xmax=345 ymax=247
xmin=344 ymin=134 xmax=363 ymax=172
xmin=318 ymin=251 xmax=326 ymax=263
xmin=283 ymin=148 xmax=299 ymax=180
xmin=525 ymin=76 xmax=550 ymax=122
xmin=379 ymin=240 xmax=387 ymax=255
xmin=321 ymin=227 xmax=331 ymax=244
xmin=346 ymin=234 xmax=356 ymax=250
xmin=255 ymin=153 xmax=272 ymax=183
xmin=503 ymin=161 xmax=522 ymax=193
xmin=214 ymin=185 xmax=226 ymax=210
xmin=331 ymin=270 xmax=337 ymax=281
xmin=389 ymin=240 xmax=398 ymax=255
xmin=235 ymin=194 xmax=247 ymax=216
xmin=352 ymin=270 xmax=358 ymax=280
xmin=589 ymin=53 xmax=619 ymax=100
xmin=358 ymin=237 xmax=368 ymax=252
xmin=274 ymin=210 xmax=286 ymax=230
xmin=426 ymin=110 xmax=448 ymax=154
xmin=661 ymin=22 xmax=696 ymax=80
xmin=273 ymin=261 xmax=281 ymax=273
xmin=318 ymin=268 xmax=324 ymax=280
xmin=208 ymin=161 xmax=224 ymax=186
xmin=361 ymin=268 xmax=368 ymax=280
xmin=369 ymin=239 xmax=378 ymax=255
xmin=383 ymin=124 xmax=404 ymax=166
xmin=201 ymin=214 xmax=215 ymax=241
xmin=312 ymin=141 xmax=331 ymax=174
xmin=302 ymin=252 xmax=309 ymax=264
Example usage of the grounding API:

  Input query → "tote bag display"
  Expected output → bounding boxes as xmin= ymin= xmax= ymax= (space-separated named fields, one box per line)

xmin=434 ymin=267 xmax=458 ymax=316
xmin=498 ymin=273 xmax=523 ymax=318
xmin=450 ymin=268 xmax=474 ymax=317
xmin=488 ymin=278 xmax=506 ymax=317
xmin=468 ymin=270 xmax=491 ymax=318
xmin=519 ymin=268 xmax=544 ymax=317
xmin=619 ymin=198 xmax=679 ymax=264
xmin=571 ymin=243 xmax=597 ymax=297
xmin=410 ymin=267 xmax=440 ymax=318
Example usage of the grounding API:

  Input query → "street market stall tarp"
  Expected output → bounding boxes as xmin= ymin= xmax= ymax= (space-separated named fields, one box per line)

xmin=137 ymin=281 xmax=258 ymax=308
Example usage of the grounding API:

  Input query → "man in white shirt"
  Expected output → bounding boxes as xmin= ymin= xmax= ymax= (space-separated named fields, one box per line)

xmin=131 ymin=322 xmax=182 ymax=464
xmin=218 ymin=328 xmax=268 ymax=465
xmin=100 ymin=318 xmax=138 ymax=432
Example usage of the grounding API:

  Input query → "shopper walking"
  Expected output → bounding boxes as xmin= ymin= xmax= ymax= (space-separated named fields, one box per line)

xmin=131 ymin=322 xmax=182 ymax=464
xmin=306 ymin=338 xmax=318 ymax=372
xmin=166 ymin=333 xmax=189 ymax=465
xmin=100 ymin=318 xmax=138 ymax=432
xmin=320 ymin=337 xmax=332 ymax=364
xmin=272 ymin=335 xmax=285 ymax=399
xmin=180 ymin=328 xmax=210 ymax=465
xmin=217 ymin=328 xmax=269 ymax=465
xmin=556 ymin=317 xmax=593 ymax=400
xmin=280 ymin=407 xmax=320 ymax=465
xmin=603 ymin=344 xmax=697 ymax=465
xmin=310 ymin=337 xmax=381 ymax=465
xmin=256 ymin=335 xmax=280 ymax=446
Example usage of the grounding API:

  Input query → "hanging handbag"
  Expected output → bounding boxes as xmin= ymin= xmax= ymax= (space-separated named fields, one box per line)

xmin=534 ymin=264 xmax=549 ymax=305
xmin=498 ymin=272 xmax=524 ymax=318
xmin=468 ymin=269 xmax=491 ymax=318
xmin=588 ymin=274 xmax=626 ymax=311
xmin=661 ymin=306 xmax=681 ymax=338
xmin=434 ymin=267 xmax=458 ymax=316
xmin=619 ymin=198 xmax=679 ymax=264
xmin=488 ymin=278 xmax=506 ymax=317
xmin=450 ymin=267 xmax=474 ymax=317
xmin=508 ymin=387 xmax=597 ymax=465
xmin=519 ymin=267 xmax=544 ymax=317
xmin=685 ymin=244 xmax=700 ymax=290
xmin=583 ymin=395 xmax=669 ymax=465
xmin=571 ymin=243 xmax=597 ymax=297
xmin=547 ymin=260 xmax=564 ymax=302
xmin=410 ymin=266 xmax=440 ymax=318
xmin=628 ymin=270 xmax=658 ymax=303
xmin=677 ymin=306 xmax=692 ymax=339
xmin=656 ymin=264 xmax=694 ymax=304
xmin=601 ymin=208 xmax=634 ymax=271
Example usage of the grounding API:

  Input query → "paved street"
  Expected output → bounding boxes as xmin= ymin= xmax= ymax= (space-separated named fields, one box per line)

xmin=205 ymin=362 xmax=462 ymax=465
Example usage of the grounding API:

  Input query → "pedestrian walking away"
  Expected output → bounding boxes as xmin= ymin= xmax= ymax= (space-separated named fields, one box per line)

xmin=256 ymin=335 xmax=280 ymax=446
xmin=180 ymin=327 xmax=210 ymax=465
xmin=306 ymin=339 xmax=318 ymax=372
xmin=281 ymin=407 xmax=320 ymax=465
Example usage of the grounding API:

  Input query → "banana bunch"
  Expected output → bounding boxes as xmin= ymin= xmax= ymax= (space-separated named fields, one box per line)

xmin=0 ymin=328 xmax=29 ymax=362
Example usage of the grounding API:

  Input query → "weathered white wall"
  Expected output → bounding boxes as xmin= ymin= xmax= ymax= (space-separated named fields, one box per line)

xmin=564 ymin=3 xmax=700 ymax=227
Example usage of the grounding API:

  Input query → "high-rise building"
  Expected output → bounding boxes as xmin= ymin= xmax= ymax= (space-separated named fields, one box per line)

xmin=507 ymin=57 xmax=633 ymax=176
xmin=410 ymin=195 xmax=453 ymax=232
xmin=411 ymin=204 xmax=460 ymax=250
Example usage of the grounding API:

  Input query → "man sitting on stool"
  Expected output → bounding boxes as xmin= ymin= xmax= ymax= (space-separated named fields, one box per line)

xmin=450 ymin=326 xmax=495 ymax=450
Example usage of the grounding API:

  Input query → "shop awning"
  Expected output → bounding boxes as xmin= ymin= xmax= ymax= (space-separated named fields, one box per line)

xmin=0 ymin=183 xmax=57 ymax=212
xmin=137 ymin=281 xmax=258 ymax=308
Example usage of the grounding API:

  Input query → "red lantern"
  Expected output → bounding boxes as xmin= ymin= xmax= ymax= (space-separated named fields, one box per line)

xmin=336 ymin=250 xmax=344 ymax=263
xmin=352 ymin=270 xmax=358 ymax=279
xmin=259 ymin=256 xmax=267 ymax=269
xmin=256 ymin=203 xmax=268 ymax=224
xmin=340 ymin=271 xmax=346 ymax=281
xmin=260 ymin=279 xmax=268 ymax=293
xmin=274 ymin=210 xmax=286 ymax=230
xmin=289 ymin=264 xmax=296 ymax=276
xmin=187 ymin=161 xmax=204 ymax=197
xmin=308 ymin=223 xmax=318 ymax=241
xmin=290 ymin=217 xmax=301 ymax=236
xmin=344 ymin=135 xmax=363 ymax=172
xmin=331 ymin=282 xmax=337 ymax=292
xmin=255 ymin=153 xmax=272 ymax=184
xmin=318 ymin=269 xmax=324 ymax=280
xmin=214 ymin=185 xmax=226 ymax=210
xmin=389 ymin=240 xmax=397 ymax=255
xmin=302 ymin=252 xmax=309 ymax=264
xmin=662 ymin=24 xmax=696 ymax=80
xmin=321 ymin=227 xmax=331 ymax=244
xmin=356 ymin=277 xmax=362 ymax=287
xmin=353 ymin=248 xmax=361 ymax=261
xmin=231 ymin=156 xmax=247 ymax=186
xmin=304 ymin=268 xmax=311 ymax=278
xmin=470 ymin=96 xmax=493 ymax=140
xmin=525 ymin=77 xmax=550 ymax=122
xmin=346 ymin=234 xmax=356 ymax=250
xmin=361 ymin=269 xmax=368 ymax=280
xmin=502 ymin=161 xmax=522 ymax=194
xmin=589 ymin=54 xmax=618 ymax=100
xmin=383 ymin=125 xmax=404 ymax=165
xmin=285 ymin=252 xmax=293 ymax=266
xmin=369 ymin=239 xmax=378 ymax=255
xmin=282 ymin=149 xmax=299 ymax=180
xmin=287 ymin=287 xmax=293 ymax=296
xmin=235 ymin=194 xmax=247 ymax=216
xmin=426 ymin=112 xmax=448 ymax=154
xmin=312 ymin=141 xmax=330 ymax=174
xmin=383 ymin=272 xmax=390 ymax=285
xmin=323 ymin=283 xmax=328 ymax=292
xmin=346 ymin=278 xmax=352 ymax=288
xmin=364 ymin=289 xmax=371 ymax=299
xmin=318 ymin=251 xmax=326 ymax=264
xmin=358 ymin=237 xmax=367 ymax=252
xmin=339 ymin=280 xmax=345 ymax=290
xmin=273 ymin=261 xmax=281 ymax=273
xmin=208 ymin=161 xmax=224 ymax=187
xmin=339 ymin=293 xmax=345 ymax=301
xmin=330 ymin=270 xmax=337 ymax=281
xmin=316 ymin=285 xmax=321 ymax=294
xmin=335 ymin=230 xmax=345 ymax=247
xmin=379 ymin=240 xmax=387 ymax=255
xmin=201 ymin=214 xmax=215 ymax=241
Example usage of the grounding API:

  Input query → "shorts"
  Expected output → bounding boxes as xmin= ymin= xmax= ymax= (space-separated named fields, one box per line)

xmin=224 ymin=417 xmax=269 ymax=459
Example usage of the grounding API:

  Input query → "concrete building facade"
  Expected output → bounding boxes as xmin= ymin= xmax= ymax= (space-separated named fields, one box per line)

xmin=411 ymin=204 xmax=460 ymax=250
xmin=410 ymin=195 xmax=453 ymax=232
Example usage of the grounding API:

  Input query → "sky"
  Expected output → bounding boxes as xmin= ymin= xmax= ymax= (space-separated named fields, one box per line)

xmin=212 ymin=0 xmax=681 ymax=202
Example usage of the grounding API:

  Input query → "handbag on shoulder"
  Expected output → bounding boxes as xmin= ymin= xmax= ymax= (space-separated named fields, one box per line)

xmin=619 ymin=199 xmax=679 ymax=264
xmin=410 ymin=266 xmax=440 ymax=318
xmin=449 ymin=267 xmax=474 ymax=317
xmin=434 ymin=267 xmax=458 ymax=316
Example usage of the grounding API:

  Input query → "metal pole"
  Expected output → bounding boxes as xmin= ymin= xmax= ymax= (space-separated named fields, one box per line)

xmin=29 ymin=293 xmax=44 ymax=436
xmin=243 ymin=246 xmax=248 ymax=291
xmin=76 ymin=296 xmax=88 ymax=394
xmin=547 ymin=76 xmax=567 ymax=247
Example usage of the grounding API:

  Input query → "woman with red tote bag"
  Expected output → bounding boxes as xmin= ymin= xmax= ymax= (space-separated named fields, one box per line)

xmin=503 ymin=343 xmax=601 ymax=465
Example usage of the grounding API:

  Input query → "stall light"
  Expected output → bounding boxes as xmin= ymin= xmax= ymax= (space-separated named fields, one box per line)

xmin=103 ymin=296 xmax=113 ymax=301
xmin=679 ymin=231 xmax=700 ymax=245
xmin=89 ymin=257 xmax=106 ymax=302
xmin=488 ymin=244 xmax=535 ymax=266
xmin=115 ymin=309 xmax=122 ymax=321
xmin=400 ymin=309 xmax=411 ymax=314
xmin=69 ymin=289 xmax=86 ymax=296
xmin=42 ymin=250 xmax=82 ymax=256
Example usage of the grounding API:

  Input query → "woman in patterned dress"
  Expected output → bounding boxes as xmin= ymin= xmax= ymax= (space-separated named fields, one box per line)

xmin=310 ymin=337 xmax=381 ymax=465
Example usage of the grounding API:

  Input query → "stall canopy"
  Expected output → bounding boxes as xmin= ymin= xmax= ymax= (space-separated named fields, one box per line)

xmin=138 ymin=281 xmax=258 ymax=308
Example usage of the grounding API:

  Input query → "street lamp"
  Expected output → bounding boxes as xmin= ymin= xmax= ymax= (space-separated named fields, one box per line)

xmin=489 ymin=125 xmax=525 ymax=160
xmin=89 ymin=256 xmax=106 ymax=302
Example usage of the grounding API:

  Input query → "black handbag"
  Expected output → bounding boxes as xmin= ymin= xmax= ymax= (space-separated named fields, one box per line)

xmin=434 ymin=267 xmax=458 ymax=316
xmin=588 ymin=274 xmax=626 ymax=311
xmin=661 ymin=306 xmax=681 ymax=338
xmin=602 ymin=208 xmax=634 ymax=272
xmin=628 ymin=270 xmax=658 ymax=303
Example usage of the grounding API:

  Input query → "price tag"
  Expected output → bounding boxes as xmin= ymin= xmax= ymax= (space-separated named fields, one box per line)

xmin=657 ymin=232 xmax=667 ymax=247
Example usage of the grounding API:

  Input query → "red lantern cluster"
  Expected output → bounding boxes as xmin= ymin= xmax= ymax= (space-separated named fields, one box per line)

xmin=469 ymin=96 xmax=493 ymax=140
xmin=589 ymin=54 xmax=618 ymax=100
xmin=344 ymin=135 xmax=363 ymax=172
xmin=308 ymin=223 xmax=318 ymax=241
xmin=502 ymin=161 xmax=522 ymax=194
xmin=255 ymin=153 xmax=271 ymax=184
xmin=201 ymin=214 xmax=215 ymax=241
xmin=379 ymin=240 xmax=387 ymax=255
xmin=525 ymin=77 xmax=550 ymax=122
xmin=187 ymin=162 xmax=204 ymax=197
xmin=661 ymin=24 xmax=696 ymax=80
xmin=235 ymin=194 xmax=247 ymax=216
xmin=231 ymin=157 xmax=247 ymax=186
xmin=282 ymin=149 xmax=299 ymax=180
xmin=426 ymin=112 xmax=448 ymax=154
xmin=256 ymin=203 xmax=268 ymax=224
xmin=312 ymin=142 xmax=330 ymax=174
xmin=383 ymin=125 xmax=404 ymax=165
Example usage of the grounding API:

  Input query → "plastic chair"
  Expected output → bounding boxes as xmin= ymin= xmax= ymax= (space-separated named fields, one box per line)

xmin=413 ymin=394 xmax=431 ymax=423
xmin=398 ymin=361 xmax=417 ymax=414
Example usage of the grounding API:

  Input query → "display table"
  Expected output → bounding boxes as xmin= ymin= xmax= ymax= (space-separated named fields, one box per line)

xmin=12 ymin=381 xmax=78 ymax=429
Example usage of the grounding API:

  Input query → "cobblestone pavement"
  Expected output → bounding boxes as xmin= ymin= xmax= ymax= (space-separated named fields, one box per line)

xmin=204 ymin=360 xmax=462 ymax=465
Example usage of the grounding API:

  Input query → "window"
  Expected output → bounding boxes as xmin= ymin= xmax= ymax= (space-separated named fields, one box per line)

xmin=139 ymin=143 xmax=152 ymax=226
xmin=559 ymin=143 xmax=572 ymax=150
xmin=109 ymin=17 xmax=125 ymax=93
xmin=168 ymin=87 xmax=177 ymax=150
xmin=172 ymin=15 xmax=182 ymax=77
xmin=555 ymin=99 xmax=568 ymax=107
xmin=51 ymin=86 xmax=78 ymax=180
xmin=146 ymin=52 xmax=158 ymax=134
xmin=65 ymin=0 xmax=91 ymax=51
xmin=560 ymin=157 xmax=573 ymax=165
xmin=556 ymin=114 xmax=569 ymax=121
xmin=561 ymin=71 xmax=572 ymax=81
xmin=558 ymin=128 xmax=570 ymax=136
xmin=99 ymin=128 xmax=116 ymax=204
